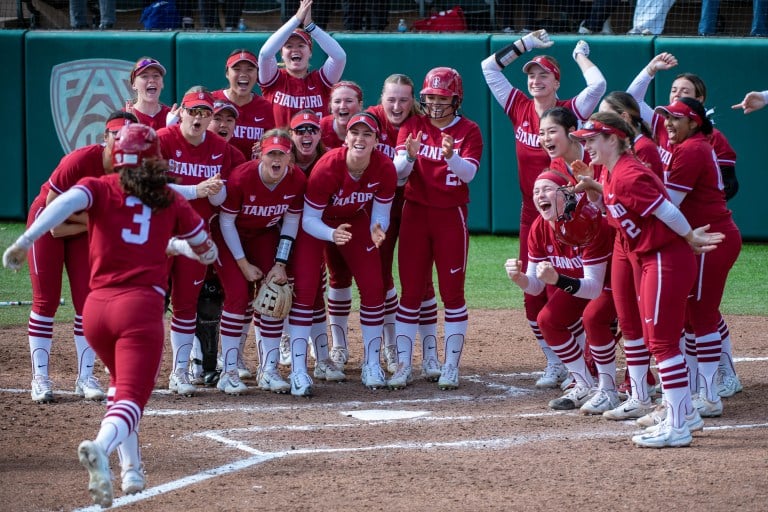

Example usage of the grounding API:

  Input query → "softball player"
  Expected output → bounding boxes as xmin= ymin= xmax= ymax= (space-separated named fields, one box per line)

xmin=3 ymin=123 xmax=217 ymax=507
xmin=24 ymin=111 xmax=137 ymax=403
xmin=391 ymin=67 xmax=484 ymax=391
xmin=288 ymin=112 xmax=396 ymax=395
xmin=211 ymin=49 xmax=276 ymax=160
xmin=157 ymin=88 xmax=233 ymax=396
xmin=572 ymin=112 xmax=723 ymax=448
xmin=124 ymin=57 xmax=175 ymax=130
xmin=258 ymin=0 xmax=347 ymax=128
xmin=319 ymin=80 xmax=364 ymax=149
xmin=481 ymin=31 xmax=606 ymax=388
xmin=505 ymin=170 xmax=617 ymax=414
xmin=654 ymin=98 xmax=741 ymax=419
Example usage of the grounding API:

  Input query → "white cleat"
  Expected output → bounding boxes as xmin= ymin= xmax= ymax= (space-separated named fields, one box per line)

xmin=75 ymin=375 xmax=106 ymax=401
xmin=31 ymin=375 xmax=54 ymax=403
xmin=121 ymin=464 xmax=146 ymax=495
xmin=290 ymin=371 xmax=313 ymax=397
xmin=361 ymin=364 xmax=387 ymax=389
xmin=387 ymin=364 xmax=413 ymax=390
xmin=279 ymin=335 xmax=292 ymax=366
xmin=437 ymin=364 xmax=460 ymax=390
xmin=169 ymin=368 xmax=197 ymax=396
xmin=78 ymin=440 xmax=113 ymax=508
xmin=330 ymin=346 xmax=349 ymax=368
xmin=237 ymin=355 xmax=253 ymax=379
xmin=535 ymin=363 xmax=568 ymax=389
xmin=421 ymin=357 xmax=442 ymax=382
xmin=217 ymin=369 xmax=248 ymax=395
xmin=383 ymin=344 xmax=398 ymax=374
xmin=258 ymin=368 xmax=291 ymax=394
xmin=313 ymin=359 xmax=346 ymax=382
xmin=632 ymin=421 xmax=692 ymax=448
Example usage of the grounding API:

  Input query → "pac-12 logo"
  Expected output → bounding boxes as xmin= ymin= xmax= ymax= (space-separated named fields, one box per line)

xmin=50 ymin=59 xmax=135 ymax=153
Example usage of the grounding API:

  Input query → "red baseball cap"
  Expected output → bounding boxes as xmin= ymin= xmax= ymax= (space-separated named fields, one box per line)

xmin=347 ymin=113 xmax=379 ymax=135
xmin=290 ymin=110 xmax=321 ymax=130
xmin=654 ymin=100 xmax=703 ymax=125
xmin=106 ymin=116 xmax=133 ymax=132
xmin=570 ymin=119 xmax=628 ymax=140
xmin=213 ymin=100 xmax=239 ymax=118
xmin=261 ymin=134 xmax=293 ymax=154
xmin=182 ymin=91 xmax=214 ymax=110
xmin=522 ymin=56 xmax=560 ymax=81
xmin=130 ymin=57 xmax=166 ymax=84
xmin=287 ymin=28 xmax=313 ymax=49
xmin=226 ymin=50 xmax=258 ymax=69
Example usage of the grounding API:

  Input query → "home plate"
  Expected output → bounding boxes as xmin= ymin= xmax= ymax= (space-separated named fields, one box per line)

xmin=342 ymin=409 xmax=430 ymax=421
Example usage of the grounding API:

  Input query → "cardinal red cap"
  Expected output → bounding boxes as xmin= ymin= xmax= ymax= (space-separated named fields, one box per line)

xmin=261 ymin=134 xmax=293 ymax=154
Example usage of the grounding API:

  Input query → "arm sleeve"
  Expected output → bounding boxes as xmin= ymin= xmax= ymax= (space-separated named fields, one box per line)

xmin=481 ymin=55 xmax=514 ymax=110
xmin=302 ymin=203 xmax=335 ymax=242
xmin=626 ymin=67 xmax=655 ymax=123
xmin=168 ymin=183 xmax=198 ymax=200
xmin=522 ymin=261 xmax=546 ymax=296
xmin=258 ymin=15 xmax=301 ymax=84
xmin=572 ymin=66 xmax=607 ymax=120
xmin=16 ymin=188 xmax=89 ymax=249
xmin=652 ymin=198 xmax=692 ymax=237
xmin=370 ymin=198 xmax=392 ymax=233
xmin=393 ymin=150 xmax=415 ymax=181
xmin=666 ymin=188 xmax=687 ymax=207
xmin=279 ymin=211 xmax=301 ymax=239
xmin=573 ymin=262 xmax=607 ymax=300
xmin=314 ymin=27 xmax=346 ymax=84
xmin=219 ymin=211 xmax=245 ymax=260
xmin=208 ymin=186 xmax=226 ymax=207
xmin=445 ymin=152 xmax=478 ymax=183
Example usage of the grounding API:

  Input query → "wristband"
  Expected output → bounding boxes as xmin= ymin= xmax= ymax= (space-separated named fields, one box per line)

xmin=406 ymin=154 xmax=416 ymax=163
xmin=518 ymin=38 xmax=528 ymax=52
xmin=555 ymin=274 xmax=581 ymax=295
xmin=275 ymin=235 xmax=293 ymax=264
xmin=494 ymin=42 xmax=522 ymax=68
xmin=304 ymin=22 xmax=316 ymax=33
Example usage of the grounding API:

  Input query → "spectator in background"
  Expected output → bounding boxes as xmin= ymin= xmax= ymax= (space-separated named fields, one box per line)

xmin=342 ymin=0 xmax=389 ymax=30
xmin=628 ymin=0 xmax=675 ymax=35
xmin=577 ymin=0 xmax=617 ymax=34
xmin=199 ymin=0 xmax=245 ymax=30
xmin=752 ymin=0 xmax=768 ymax=36
xmin=497 ymin=0 xmax=537 ymax=33
xmin=71 ymin=0 xmax=115 ymax=29
xmin=701 ymin=0 xmax=768 ymax=36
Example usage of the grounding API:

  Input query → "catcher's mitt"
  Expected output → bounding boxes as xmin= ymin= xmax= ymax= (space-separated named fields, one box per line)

xmin=253 ymin=280 xmax=293 ymax=319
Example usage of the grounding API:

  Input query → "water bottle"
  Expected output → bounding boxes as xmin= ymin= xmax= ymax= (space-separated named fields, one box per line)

xmin=238 ymin=17 xmax=247 ymax=32
xmin=397 ymin=19 xmax=407 ymax=33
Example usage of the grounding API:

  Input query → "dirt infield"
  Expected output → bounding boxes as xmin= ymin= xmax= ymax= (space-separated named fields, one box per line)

xmin=1 ymin=310 xmax=767 ymax=512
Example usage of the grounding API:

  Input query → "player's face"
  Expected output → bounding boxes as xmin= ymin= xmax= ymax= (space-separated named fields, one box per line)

xmin=539 ymin=116 xmax=572 ymax=159
xmin=260 ymin=150 xmax=292 ymax=184
xmin=208 ymin=111 xmax=237 ymax=141
xmin=345 ymin=124 xmax=377 ymax=157
xmin=330 ymin=87 xmax=362 ymax=126
xmin=663 ymin=114 xmax=697 ymax=145
xmin=422 ymin=93 xmax=455 ymax=120
xmin=132 ymin=68 xmax=164 ymax=102
xmin=103 ymin=129 xmax=119 ymax=172
xmin=526 ymin=67 xmax=559 ymax=99
xmin=669 ymin=78 xmax=703 ymax=104
xmin=533 ymin=178 xmax=565 ymax=222
xmin=381 ymin=83 xmax=414 ymax=127
xmin=181 ymin=106 xmax=213 ymax=142
xmin=226 ymin=61 xmax=258 ymax=97
xmin=583 ymin=135 xmax=614 ymax=166
xmin=281 ymin=37 xmax=311 ymax=75
xmin=291 ymin=124 xmax=321 ymax=158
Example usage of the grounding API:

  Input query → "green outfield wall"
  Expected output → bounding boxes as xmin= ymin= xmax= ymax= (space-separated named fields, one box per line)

xmin=5 ymin=31 xmax=767 ymax=239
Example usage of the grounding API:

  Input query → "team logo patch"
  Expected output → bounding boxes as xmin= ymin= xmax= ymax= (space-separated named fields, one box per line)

xmin=431 ymin=76 xmax=442 ymax=88
xmin=50 ymin=59 xmax=134 ymax=153
xmin=250 ymin=195 xmax=256 ymax=202
xmin=176 ymin=150 xmax=182 ymax=158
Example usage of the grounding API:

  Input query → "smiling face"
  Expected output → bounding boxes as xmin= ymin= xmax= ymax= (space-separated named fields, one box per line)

xmin=381 ymin=82 xmax=414 ymax=128
xmin=669 ymin=77 xmax=703 ymax=104
xmin=539 ymin=116 xmax=572 ymax=159
xmin=208 ymin=110 xmax=237 ymax=141
xmin=421 ymin=93 xmax=455 ymax=122
xmin=526 ymin=66 xmax=559 ymax=99
xmin=345 ymin=123 xmax=377 ymax=159
xmin=260 ymin=149 xmax=291 ymax=184
xmin=330 ymin=86 xmax=363 ymax=127
xmin=583 ymin=134 xmax=615 ymax=166
xmin=132 ymin=67 xmax=165 ymax=103
xmin=180 ymin=107 xmax=213 ymax=143
xmin=663 ymin=114 xmax=697 ymax=144
xmin=533 ymin=178 xmax=565 ymax=222
xmin=281 ymin=36 xmax=311 ymax=76
xmin=290 ymin=124 xmax=321 ymax=159
xmin=226 ymin=61 xmax=258 ymax=99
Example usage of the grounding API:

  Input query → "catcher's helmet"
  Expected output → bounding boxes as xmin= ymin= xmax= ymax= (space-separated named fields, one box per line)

xmin=112 ymin=124 xmax=161 ymax=170
xmin=420 ymin=67 xmax=463 ymax=107
xmin=555 ymin=191 xmax=601 ymax=247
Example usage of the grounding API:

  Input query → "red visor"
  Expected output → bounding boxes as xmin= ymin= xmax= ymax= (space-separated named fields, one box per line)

xmin=261 ymin=134 xmax=292 ymax=154
xmin=654 ymin=101 xmax=703 ymax=125
xmin=522 ymin=56 xmax=560 ymax=81
xmin=570 ymin=120 xmax=628 ymax=140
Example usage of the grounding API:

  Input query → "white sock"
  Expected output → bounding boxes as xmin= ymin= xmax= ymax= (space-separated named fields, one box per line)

xmin=170 ymin=315 xmax=196 ymax=373
xmin=328 ymin=286 xmax=352 ymax=350
xmin=29 ymin=312 xmax=54 ymax=377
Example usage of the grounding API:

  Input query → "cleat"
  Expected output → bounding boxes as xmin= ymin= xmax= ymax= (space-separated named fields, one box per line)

xmin=632 ymin=422 xmax=692 ymax=448
xmin=31 ymin=375 xmax=54 ymax=403
xmin=437 ymin=364 xmax=460 ymax=390
xmin=693 ymin=394 xmax=723 ymax=418
xmin=121 ymin=465 xmax=145 ymax=495
xmin=202 ymin=370 xmax=220 ymax=387
xmin=549 ymin=385 xmax=594 ymax=410
xmin=279 ymin=335 xmax=292 ymax=366
xmin=636 ymin=403 xmax=668 ymax=428
xmin=387 ymin=363 xmax=413 ymax=390
xmin=78 ymin=440 xmax=113 ymax=508
xmin=258 ymin=368 xmax=291 ymax=393
xmin=75 ymin=375 xmax=106 ymax=401
xmin=580 ymin=388 xmax=620 ymax=415
xmin=217 ymin=369 xmax=247 ymax=395
xmin=361 ymin=364 xmax=387 ymax=389
xmin=421 ymin=357 xmax=442 ymax=382
xmin=237 ymin=355 xmax=253 ymax=380
xmin=383 ymin=344 xmax=398 ymax=374
xmin=603 ymin=397 xmax=654 ymax=420
xmin=716 ymin=368 xmax=743 ymax=398
xmin=330 ymin=346 xmax=349 ymax=368
xmin=189 ymin=360 xmax=204 ymax=385
xmin=290 ymin=371 xmax=313 ymax=396
xmin=169 ymin=368 xmax=197 ymax=396
xmin=644 ymin=408 xmax=703 ymax=434
xmin=560 ymin=373 xmax=575 ymax=391
xmin=535 ymin=363 xmax=568 ymax=389
xmin=313 ymin=359 xmax=346 ymax=382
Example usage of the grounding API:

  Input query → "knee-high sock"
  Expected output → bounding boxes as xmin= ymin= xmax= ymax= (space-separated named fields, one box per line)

xmin=623 ymin=338 xmax=651 ymax=401
xmin=443 ymin=306 xmax=468 ymax=368
xmin=95 ymin=399 xmax=141 ymax=456
xmin=74 ymin=314 xmax=96 ymax=379
xmin=311 ymin=318 xmax=330 ymax=362
xmin=531 ymin=320 xmax=560 ymax=365
xmin=29 ymin=312 xmax=54 ymax=377
xmin=550 ymin=336 xmax=594 ymax=388
xmin=657 ymin=355 xmax=691 ymax=429
xmin=219 ymin=310 xmax=246 ymax=374
xmin=696 ymin=331 xmax=722 ymax=401
xmin=382 ymin=287 xmax=398 ymax=350
xmin=328 ymin=286 xmax=352 ymax=350
xmin=590 ymin=339 xmax=617 ymax=390
xmin=419 ymin=297 xmax=438 ymax=361
xmin=682 ymin=331 xmax=698 ymax=395
xmin=718 ymin=317 xmax=736 ymax=376
xmin=170 ymin=315 xmax=196 ymax=373
xmin=260 ymin=316 xmax=283 ymax=371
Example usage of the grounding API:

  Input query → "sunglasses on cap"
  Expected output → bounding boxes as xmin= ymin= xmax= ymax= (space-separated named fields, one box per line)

xmin=185 ymin=107 xmax=212 ymax=118
xmin=293 ymin=126 xmax=319 ymax=135
xmin=136 ymin=58 xmax=160 ymax=68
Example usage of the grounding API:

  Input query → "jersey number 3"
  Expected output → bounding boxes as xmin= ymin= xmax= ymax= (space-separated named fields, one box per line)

xmin=122 ymin=196 xmax=151 ymax=245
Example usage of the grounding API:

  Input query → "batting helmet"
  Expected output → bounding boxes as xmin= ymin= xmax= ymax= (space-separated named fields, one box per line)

xmin=420 ymin=67 xmax=463 ymax=106
xmin=112 ymin=124 xmax=161 ymax=170
xmin=554 ymin=192 xmax=602 ymax=247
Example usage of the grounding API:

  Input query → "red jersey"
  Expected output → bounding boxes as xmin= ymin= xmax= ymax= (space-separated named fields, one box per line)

xmin=396 ymin=115 xmax=483 ymax=208
xmin=128 ymin=105 xmax=172 ymax=131
xmin=320 ymin=115 xmax=344 ymax=149
xmin=528 ymin=215 xmax=613 ymax=279
xmin=665 ymin=132 xmax=734 ymax=229
xmin=549 ymin=149 xmax=591 ymax=184
xmin=220 ymin=160 xmax=306 ymax=234
xmin=211 ymin=90 xmax=276 ymax=160
xmin=259 ymin=69 xmax=332 ymax=129
xmin=651 ymin=113 xmax=736 ymax=171
xmin=157 ymin=125 xmax=235 ymax=220
xmin=47 ymin=144 xmax=106 ymax=196
xmin=602 ymin=153 xmax=678 ymax=254
xmin=366 ymin=105 xmax=399 ymax=161
xmin=305 ymin=147 xmax=396 ymax=220
xmin=506 ymin=92 xmax=585 ymax=198
xmin=74 ymin=173 xmax=205 ymax=292
xmin=634 ymin=134 xmax=663 ymax=180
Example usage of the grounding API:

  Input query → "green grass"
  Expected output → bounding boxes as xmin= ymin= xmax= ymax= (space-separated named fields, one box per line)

xmin=0 ymin=223 xmax=765 ymax=326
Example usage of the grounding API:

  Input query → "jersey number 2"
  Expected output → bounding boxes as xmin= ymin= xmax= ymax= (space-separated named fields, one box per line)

xmin=122 ymin=196 xmax=151 ymax=245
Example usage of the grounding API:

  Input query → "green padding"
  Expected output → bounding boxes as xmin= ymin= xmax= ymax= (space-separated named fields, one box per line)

xmin=654 ymin=38 xmax=767 ymax=240
xmin=333 ymin=33 xmax=492 ymax=232
xmin=24 ymin=31 xmax=176 ymax=207
xmin=1 ymin=31 xmax=26 ymax=219
xmin=487 ymin=35 xmax=655 ymax=234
